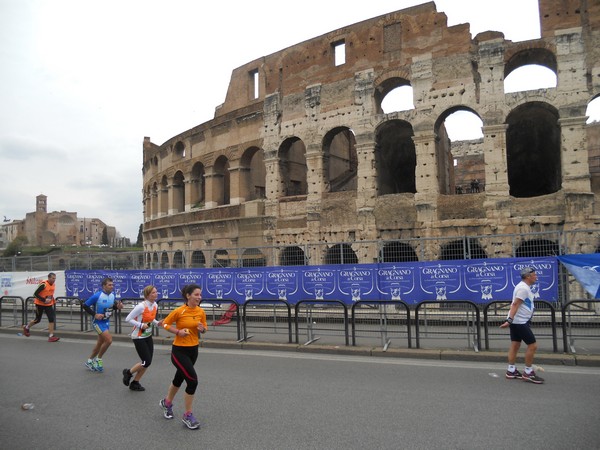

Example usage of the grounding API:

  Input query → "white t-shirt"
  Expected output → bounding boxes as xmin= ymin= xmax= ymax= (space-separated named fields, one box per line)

xmin=511 ymin=280 xmax=535 ymax=324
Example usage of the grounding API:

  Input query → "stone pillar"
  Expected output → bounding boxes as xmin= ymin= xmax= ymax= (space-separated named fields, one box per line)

xmin=413 ymin=130 xmax=438 ymax=224
xmin=559 ymin=115 xmax=591 ymax=193
xmin=228 ymin=161 xmax=243 ymax=205
xmin=184 ymin=179 xmax=193 ymax=212
xmin=263 ymin=148 xmax=281 ymax=218
xmin=305 ymin=142 xmax=322 ymax=237
xmin=203 ymin=166 xmax=220 ymax=209
xmin=481 ymin=123 xmax=511 ymax=221
xmin=354 ymin=131 xmax=377 ymax=241
xmin=167 ymin=181 xmax=176 ymax=215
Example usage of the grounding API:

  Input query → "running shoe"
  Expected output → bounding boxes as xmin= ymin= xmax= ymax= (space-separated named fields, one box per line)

xmin=122 ymin=369 xmax=132 ymax=386
xmin=48 ymin=336 xmax=60 ymax=342
xmin=22 ymin=326 xmax=30 ymax=337
xmin=96 ymin=358 xmax=104 ymax=373
xmin=182 ymin=412 xmax=200 ymax=430
xmin=160 ymin=399 xmax=174 ymax=419
xmin=522 ymin=371 xmax=544 ymax=384
xmin=129 ymin=381 xmax=145 ymax=391
xmin=84 ymin=359 xmax=96 ymax=371
xmin=505 ymin=369 xmax=522 ymax=379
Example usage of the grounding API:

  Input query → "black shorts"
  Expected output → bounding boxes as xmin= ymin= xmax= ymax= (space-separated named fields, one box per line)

xmin=34 ymin=304 xmax=56 ymax=323
xmin=509 ymin=322 xmax=536 ymax=345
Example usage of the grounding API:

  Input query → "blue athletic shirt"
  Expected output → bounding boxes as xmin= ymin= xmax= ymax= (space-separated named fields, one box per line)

xmin=85 ymin=290 xmax=117 ymax=324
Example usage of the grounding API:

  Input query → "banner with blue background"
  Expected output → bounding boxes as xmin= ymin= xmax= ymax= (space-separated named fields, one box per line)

xmin=66 ymin=257 xmax=558 ymax=305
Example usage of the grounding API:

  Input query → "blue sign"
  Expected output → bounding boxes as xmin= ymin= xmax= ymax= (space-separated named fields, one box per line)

xmin=66 ymin=257 xmax=558 ymax=305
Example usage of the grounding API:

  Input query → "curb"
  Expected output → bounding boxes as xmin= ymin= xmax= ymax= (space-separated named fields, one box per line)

xmin=3 ymin=327 xmax=599 ymax=367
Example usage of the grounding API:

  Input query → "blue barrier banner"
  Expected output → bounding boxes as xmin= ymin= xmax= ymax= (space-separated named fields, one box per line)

xmin=65 ymin=257 xmax=558 ymax=305
xmin=557 ymin=253 xmax=600 ymax=298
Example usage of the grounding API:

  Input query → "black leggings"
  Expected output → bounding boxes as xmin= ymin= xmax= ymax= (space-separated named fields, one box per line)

xmin=170 ymin=345 xmax=199 ymax=395
xmin=33 ymin=304 xmax=56 ymax=324
xmin=133 ymin=337 xmax=154 ymax=368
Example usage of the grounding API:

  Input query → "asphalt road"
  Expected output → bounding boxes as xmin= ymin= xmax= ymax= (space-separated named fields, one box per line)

xmin=1 ymin=333 xmax=599 ymax=450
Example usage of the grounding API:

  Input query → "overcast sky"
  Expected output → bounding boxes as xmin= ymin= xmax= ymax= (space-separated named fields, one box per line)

xmin=0 ymin=0 xmax=579 ymax=240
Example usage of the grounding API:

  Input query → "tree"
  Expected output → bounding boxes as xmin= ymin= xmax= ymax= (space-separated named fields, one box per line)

xmin=3 ymin=236 xmax=28 ymax=257
xmin=101 ymin=227 xmax=109 ymax=245
xmin=135 ymin=224 xmax=143 ymax=247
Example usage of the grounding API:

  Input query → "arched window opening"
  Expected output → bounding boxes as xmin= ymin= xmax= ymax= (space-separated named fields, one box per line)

xmin=325 ymin=243 xmax=358 ymax=265
xmin=505 ymin=65 xmax=557 ymax=94
xmin=191 ymin=250 xmax=206 ymax=268
xmin=380 ymin=241 xmax=419 ymax=262
xmin=438 ymin=109 xmax=485 ymax=195
xmin=381 ymin=85 xmax=415 ymax=114
xmin=586 ymin=96 xmax=600 ymax=124
xmin=506 ymin=102 xmax=561 ymax=198
xmin=241 ymin=248 xmax=266 ymax=267
xmin=241 ymin=147 xmax=266 ymax=200
xmin=152 ymin=252 xmax=159 ymax=268
xmin=160 ymin=251 xmax=169 ymax=268
xmin=323 ymin=127 xmax=357 ymax=192
xmin=375 ymin=120 xmax=416 ymax=195
xmin=213 ymin=249 xmax=230 ymax=268
xmin=440 ymin=239 xmax=487 ymax=260
xmin=173 ymin=250 xmax=184 ymax=268
xmin=374 ymin=77 xmax=413 ymax=115
xmin=174 ymin=141 xmax=185 ymax=158
xmin=515 ymin=239 xmax=560 ymax=257
xmin=279 ymin=246 xmax=307 ymax=266
xmin=191 ymin=162 xmax=205 ymax=208
xmin=160 ymin=176 xmax=168 ymax=216
xmin=173 ymin=171 xmax=185 ymax=213
xmin=279 ymin=137 xmax=307 ymax=197
xmin=214 ymin=156 xmax=231 ymax=205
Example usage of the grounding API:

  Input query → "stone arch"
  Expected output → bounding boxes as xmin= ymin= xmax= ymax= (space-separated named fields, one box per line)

xmin=506 ymin=102 xmax=561 ymax=197
xmin=191 ymin=250 xmax=206 ymax=268
xmin=279 ymin=137 xmax=307 ymax=196
xmin=440 ymin=239 xmax=487 ymax=260
xmin=241 ymin=248 xmax=266 ymax=267
xmin=375 ymin=119 xmax=416 ymax=195
xmin=504 ymin=44 xmax=557 ymax=78
xmin=160 ymin=251 xmax=169 ymax=268
xmin=173 ymin=250 xmax=184 ymax=268
xmin=279 ymin=246 xmax=307 ymax=266
xmin=213 ymin=249 xmax=230 ymax=268
xmin=323 ymin=127 xmax=357 ymax=192
xmin=213 ymin=155 xmax=231 ymax=205
xmin=435 ymin=106 xmax=484 ymax=195
xmin=173 ymin=140 xmax=186 ymax=159
xmin=374 ymin=72 xmax=412 ymax=115
xmin=240 ymin=146 xmax=266 ymax=200
xmin=380 ymin=241 xmax=419 ymax=262
xmin=515 ymin=239 xmax=560 ymax=257
xmin=325 ymin=243 xmax=358 ymax=265
xmin=172 ymin=170 xmax=185 ymax=213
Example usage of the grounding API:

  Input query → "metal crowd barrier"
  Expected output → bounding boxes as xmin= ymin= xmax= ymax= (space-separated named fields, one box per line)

xmin=3 ymin=296 xmax=599 ymax=355
xmin=0 ymin=295 xmax=25 ymax=328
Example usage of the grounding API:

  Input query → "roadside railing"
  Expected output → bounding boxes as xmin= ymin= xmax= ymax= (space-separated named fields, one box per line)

xmin=2 ymin=296 xmax=599 ymax=355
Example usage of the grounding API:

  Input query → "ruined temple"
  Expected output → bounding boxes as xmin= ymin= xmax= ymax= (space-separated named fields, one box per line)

xmin=142 ymin=0 xmax=600 ymax=268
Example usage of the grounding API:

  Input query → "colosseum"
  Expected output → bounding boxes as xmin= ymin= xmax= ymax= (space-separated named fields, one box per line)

xmin=142 ymin=0 xmax=600 ymax=269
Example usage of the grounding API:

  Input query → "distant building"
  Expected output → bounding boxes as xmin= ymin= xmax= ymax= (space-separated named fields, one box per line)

xmin=1 ymin=195 xmax=121 ymax=248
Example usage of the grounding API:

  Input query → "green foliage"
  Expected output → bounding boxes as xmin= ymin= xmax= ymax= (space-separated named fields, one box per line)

xmin=3 ymin=236 xmax=28 ymax=256
xmin=101 ymin=227 xmax=109 ymax=245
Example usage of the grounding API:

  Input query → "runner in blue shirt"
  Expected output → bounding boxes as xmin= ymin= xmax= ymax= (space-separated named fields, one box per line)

xmin=82 ymin=277 xmax=123 ymax=372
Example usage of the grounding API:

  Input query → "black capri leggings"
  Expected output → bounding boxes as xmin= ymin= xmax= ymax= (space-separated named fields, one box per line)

xmin=33 ymin=304 xmax=56 ymax=324
xmin=133 ymin=337 xmax=154 ymax=368
xmin=170 ymin=345 xmax=199 ymax=395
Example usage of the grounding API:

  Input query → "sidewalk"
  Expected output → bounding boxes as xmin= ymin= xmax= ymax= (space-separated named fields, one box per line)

xmin=3 ymin=326 xmax=599 ymax=367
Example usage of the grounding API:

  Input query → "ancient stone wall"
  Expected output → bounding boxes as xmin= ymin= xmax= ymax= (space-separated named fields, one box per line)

xmin=142 ymin=0 xmax=600 ymax=267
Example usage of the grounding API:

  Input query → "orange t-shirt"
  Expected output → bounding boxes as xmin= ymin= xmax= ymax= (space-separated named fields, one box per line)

xmin=162 ymin=304 xmax=207 ymax=346
xmin=33 ymin=280 xmax=56 ymax=306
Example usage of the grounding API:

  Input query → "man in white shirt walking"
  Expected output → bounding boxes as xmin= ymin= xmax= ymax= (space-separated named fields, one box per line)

xmin=500 ymin=266 xmax=544 ymax=384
